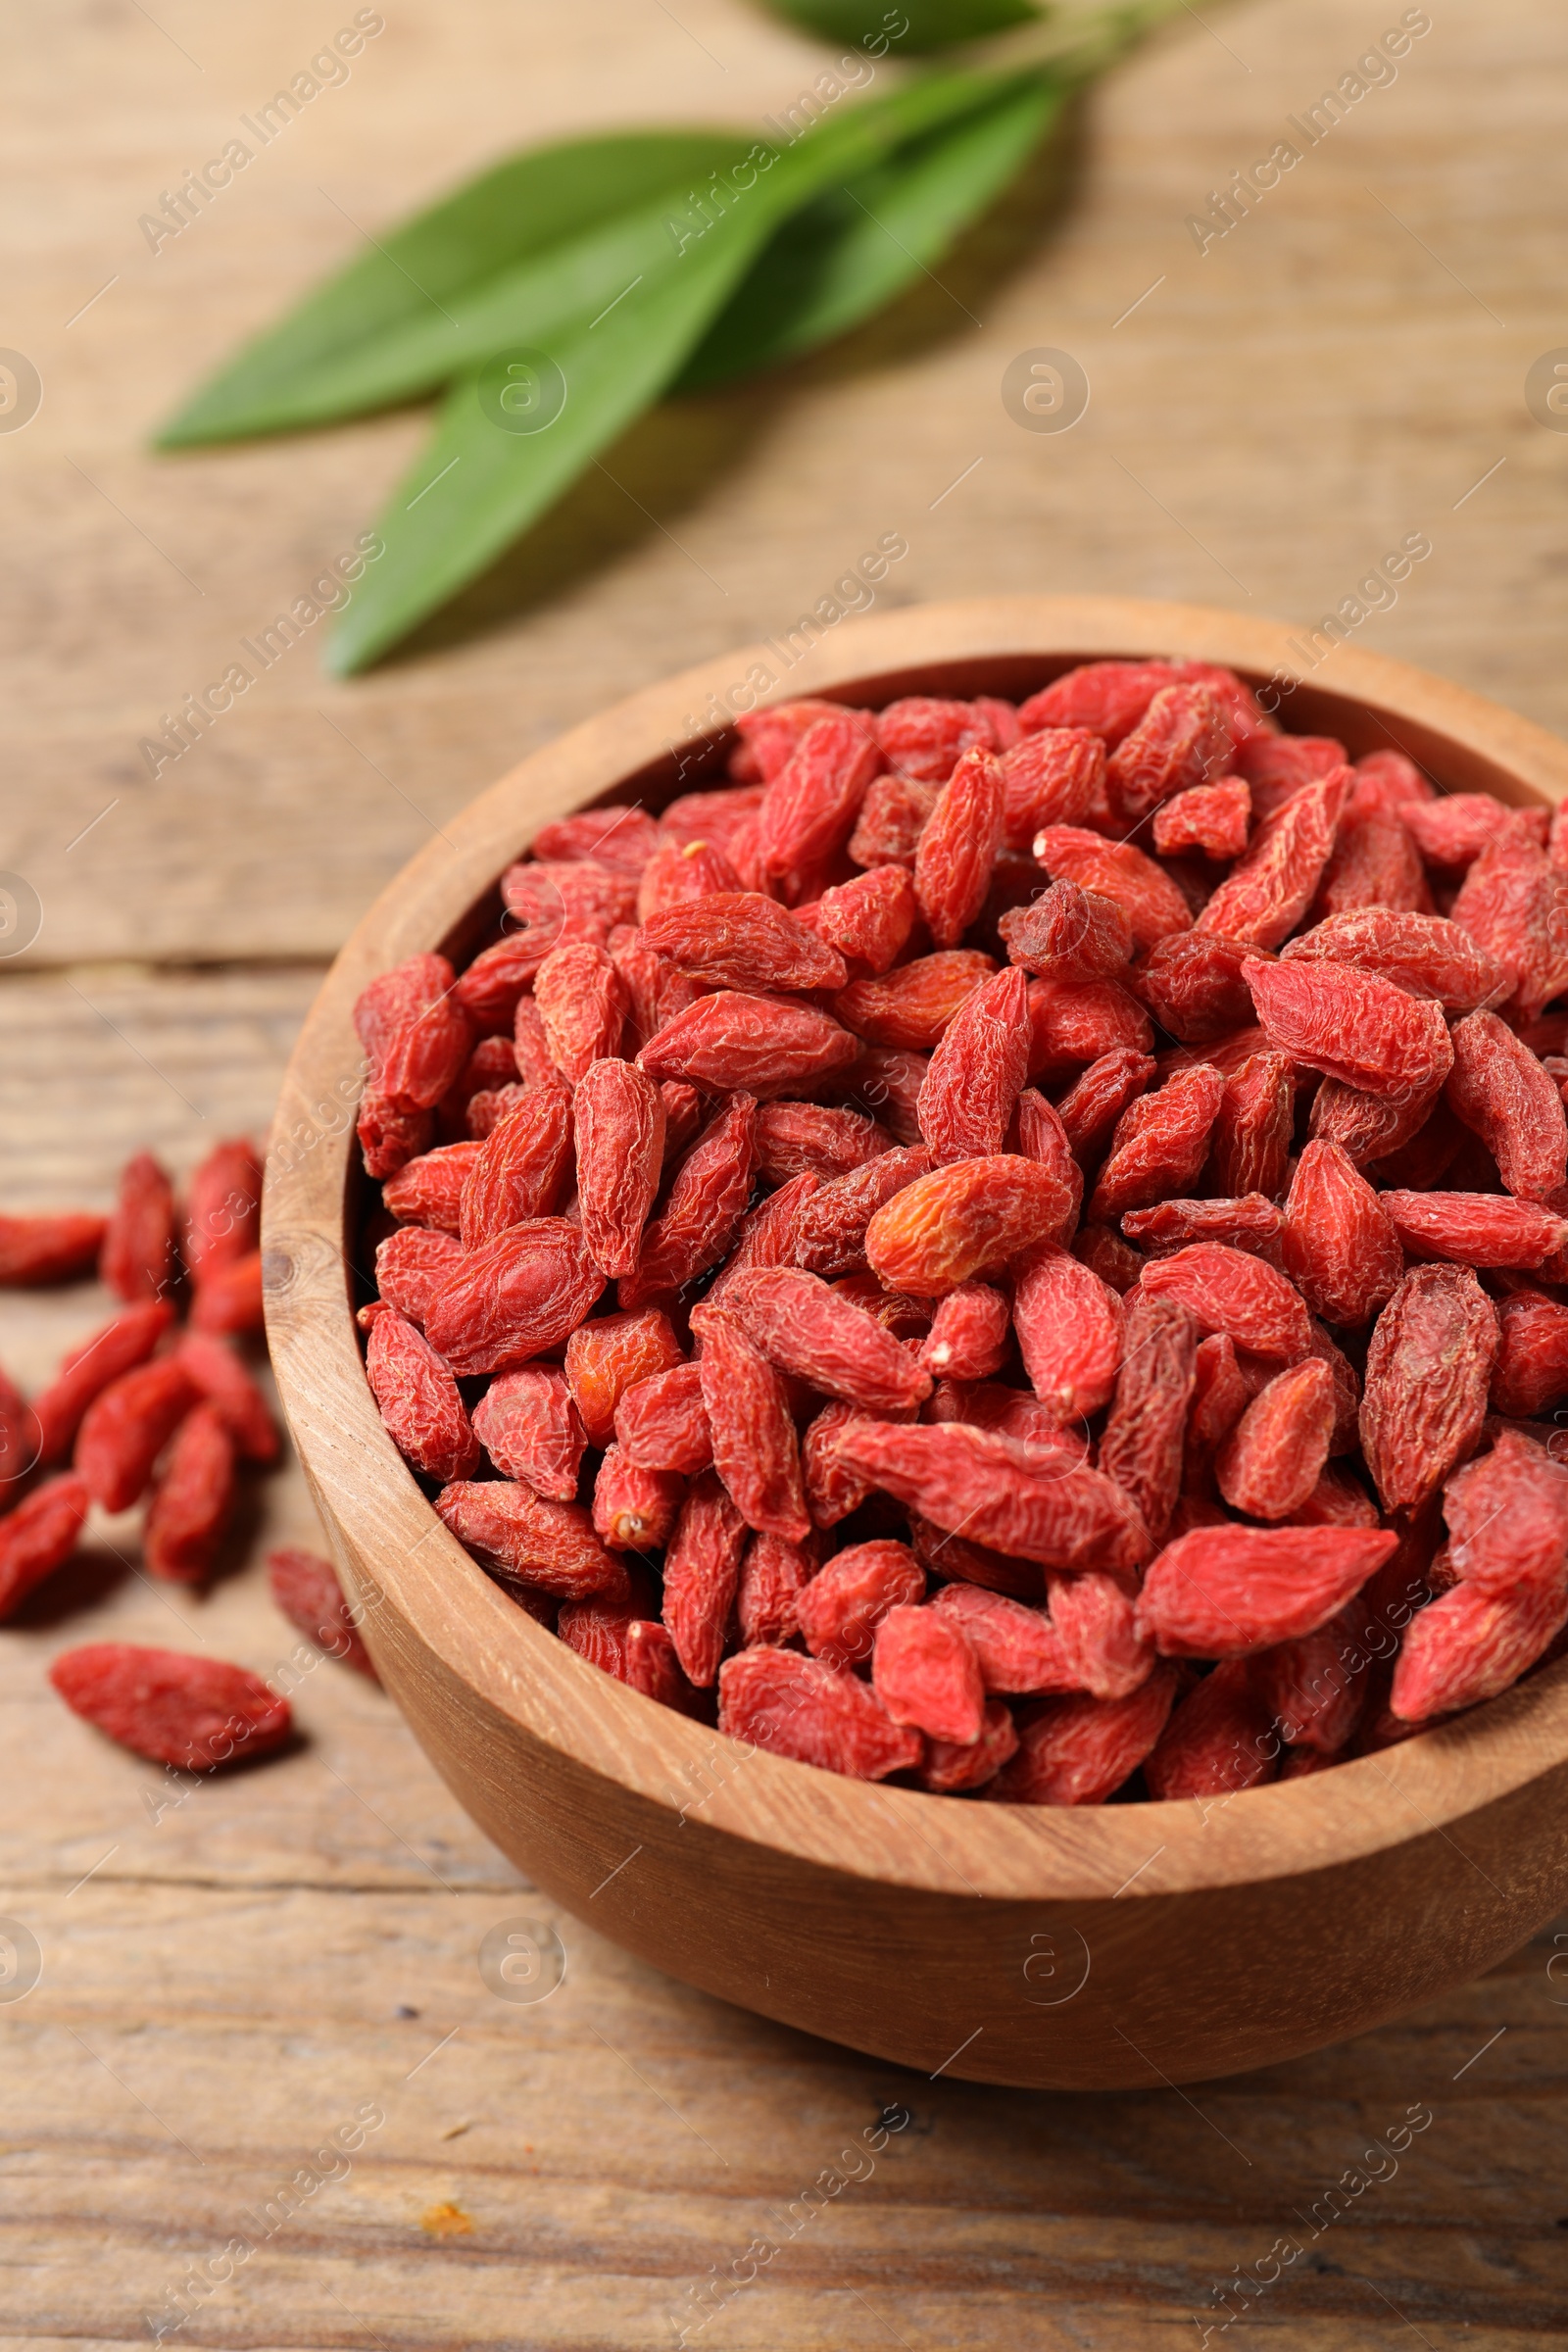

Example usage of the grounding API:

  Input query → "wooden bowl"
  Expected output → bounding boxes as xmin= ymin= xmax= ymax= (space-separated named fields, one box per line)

xmin=265 ymin=595 xmax=1568 ymax=2090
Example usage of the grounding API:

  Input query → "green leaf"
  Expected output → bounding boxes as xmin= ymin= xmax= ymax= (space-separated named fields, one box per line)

xmin=156 ymin=131 xmax=748 ymax=445
xmin=765 ymin=0 xmax=1041 ymax=52
xmin=678 ymin=72 xmax=1060 ymax=389
xmin=325 ymin=69 xmax=1030 ymax=672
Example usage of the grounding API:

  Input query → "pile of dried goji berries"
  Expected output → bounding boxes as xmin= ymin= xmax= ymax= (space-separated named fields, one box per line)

xmin=0 ymin=1149 xmax=372 ymax=1767
xmin=352 ymin=660 xmax=1568 ymax=1805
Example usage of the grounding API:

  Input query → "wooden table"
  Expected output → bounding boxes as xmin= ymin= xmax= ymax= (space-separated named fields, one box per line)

xmin=5 ymin=0 xmax=1568 ymax=2341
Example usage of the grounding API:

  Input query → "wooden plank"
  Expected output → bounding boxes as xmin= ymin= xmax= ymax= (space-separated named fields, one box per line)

xmin=6 ymin=0 xmax=1568 ymax=965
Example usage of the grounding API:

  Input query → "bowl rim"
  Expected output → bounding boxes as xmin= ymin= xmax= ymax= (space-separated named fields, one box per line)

xmin=264 ymin=591 xmax=1568 ymax=1908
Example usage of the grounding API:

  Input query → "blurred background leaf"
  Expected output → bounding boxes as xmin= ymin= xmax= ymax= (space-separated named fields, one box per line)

xmin=764 ymin=0 xmax=1043 ymax=52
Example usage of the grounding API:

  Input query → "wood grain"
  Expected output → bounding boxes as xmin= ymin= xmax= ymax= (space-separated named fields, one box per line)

xmin=7 ymin=0 xmax=1568 ymax=2337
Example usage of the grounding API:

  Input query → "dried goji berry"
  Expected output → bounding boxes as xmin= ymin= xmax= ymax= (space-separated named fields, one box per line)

xmin=1018 ymin=659 xmax=1177 ymax=747
xmin=1214 ymin=1357 xmax=1335 ymax=1521
xmin=1152 ymin=777 xmax=1251 ymax=862
xmin=1099 ymin=1293 xmax=1198 ymax=1544
xmin=1391 ymin=1577 xmax=1568 ymax=1724
xmin=834 ymin=951 xmax=995 ymax=1050
xmin=1000 ymin=880 xmax=1133 ymax=983
xmin=1197 ymin=765 xmax=1353 ymax=949
xmin=636 ymin=837 xmax=744 ymax=925
xmin=638 ymin=990 xmax=858 ymax=1098
xmin=373 ymin=1225 xmax=466 ymax=1325
xmin=871 ymin=1603 xmax=985 ymax=1743
xmin=383 ymin=1141 xmax=484 ymax=1234
xmin=876 ymin=695 xmax=995 ymax=782
xmin=928 ymin=1581 xmax=1074 ymax=1693
xmin=1047 ymin=1568 xmax=1154 ymax=1700
xmin=1233 ymin=732 xmax=1348 ymax=820
xmin=75 ymin=1356 xmax=196 ymax=1512
xmin=805 ymin=862 xmax=916 ymax=974
xmin=182 ymin=1139 xmax=264 ymax=1281
xmin=1207 ymin=1052 xmax=1292 ymax=1200
xmin=614 ymin=1359 xmax=712 ymax=1473
xmin=1105 ymin=683 xmax=1232 ymax=824
xmin=760 ymin=711 xmax=883 ymax=896
xmin=998 ymin=727 xmax=1104 ymax=848
xmin=917 ymin=965 xmax=1032 ymax=1161
xmin=733 ymin=699 xmax=860 ymax=783
xmin=1138 ymin=1522 xmax=1396 ymax=1657
xmin=848 ymin=770 xmax=935 ymax=867
xmin=794 ymin=1538 xmax=923 ymax=1665
xmin=437 ymin=1480 xmax=628 ymax=1600
xmin=736 ymin=1528 xmax=821 ymax=1646
xmin=1121 ymin=1195 xmax=1280 ymax=1254
xmin=1026 ymin=978 xmax=1153 ymax=1083
xmin=573 ymin=1058 xmax=665 ymax=1278
xmin=365 ymin=1307 xmax=480 ymax=1483
xmin=1137 ymin=1244 xmax=1312 ymax=1360
xmin=1402 ymin=794 xmax=1541 ymax=867
xmin=1283 ymin=907 xmax=1502 ymax=1012
xmin=642 ymin=890 xmax=848 ymax=994
xmin=920 ymin=1699 xmax=1020 ymax=1791
xmin=1088 ymin=1063 xmax=1224 ymax=1222
xmin=721 ymin=1264 xmax=930 ymax=1413
xmin=915 ymin=1281 xmax=1009 ymax=1382
xmin=621 ymin=1094 xmax=758 ymax=1310
xmin=174 ymin=1332 xmax=278 ymax=1463
xmin=1245 ymin=955 xmax=1453 ymax=1101
xmin=1012 ymin=1243 xmax=1124 ymax=1424
xmin=564 ymin=1309 xmax=683 ymax=1447
xmin=662 ymin=1470 xmax=748 ymax=1685
xmin=50 ymin=1643 xmax=292 ymax=1769
xmin=1135 ymin=932 xmax=1261 ymax=1046
xmin=472 ymin=1365 xmax=587 ymax=1497
xmin=593 ymin=1446 xmax=685 ymax=1553
xmin=496 ymin=861 xmax=638 ymax=980
xmin=532 ymin=942 xmax=625 ymax=1082
xmin=698 ymin=1315 xmax=809 ymax=1542
xmin=423 ymin=1218 xmax=605 ymax=1377
xmin=1382 ymin=1189 xmax=1568 ymax=1268
xmin=866 ymin=1154 xmax=1069 ymax=1296
xmin=267 ymin=1545 xmax=378 ymax=1677
xmin=531 ymin=804 xmax=662 ymax=875
xmin=914 ymin=745 xmax=1005 ymax=948
xmin=355 ymin=952 xmax=473 ymax=1109
xmin=30 ymin=1299 xmax=174 ymax=1464
xmin=845 ymin=1419 xmax=1150 ymax=1573
xmin=1446 ymin=1008 xmax=1568 ymax=1201
xmin=1360 ymin=1264 xmax=1500 ymax=1512
xmin=101 ymin=1152 xmax=176 ymax=1303
xmin=0 ymin=1210 xmax=108 ymax=1286
xmin=1451 ymin=832 xmax=1568 ymax=1020
xmin=1252 ymin=1607 xmax=1367 ymax=1751
xmin=753 ymin=1102 xmax=887 ymax=1187
xmin=144 ymin=1403 xmax=236 ymax=1586
xmin=1279 ymin=1141 xmax=1403 ymax=1328
xmin=0 ymin=1474 xmax=90 ymax=1620
xmin=989 ymin=1668 xmax=1179 ymax=1805
xmin=1492 ymin=1288 xmax=1568 ymax=1417
xmin=1444 ymin=1429 xmax=1568 ymax=1596
xmin=1035 ymin=825 xmax=1193 ymax=950
xmin=355 ymin=1093 xmax=432 ymax=1180
xmin=1145 ymin=1659 xmax=1278 ymax=1800
xmin=717 ymin=1646 xmax=922 ymax=1778
xmin=460 ymin=1084 xmax=574 ymax=1248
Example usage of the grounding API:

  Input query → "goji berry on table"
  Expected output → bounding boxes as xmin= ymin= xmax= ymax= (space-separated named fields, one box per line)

xmin=144 ymin=1403 xmax=236 ymax=1586
xmin=101 ymin=1151 xmax=176 ymax=1303
xmin=0 ymin=1474 xmax=90 ymax=1620
xmin=182 ymin=1139 xmax=264 ymax=1281
xmin=267 ymin=1545 xmax=378 ymax=1677
xmin=75 ymin=1356 xmax=197 ymax=1512
xmin=50 ymin=1643 xmax=292 ymax=1769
